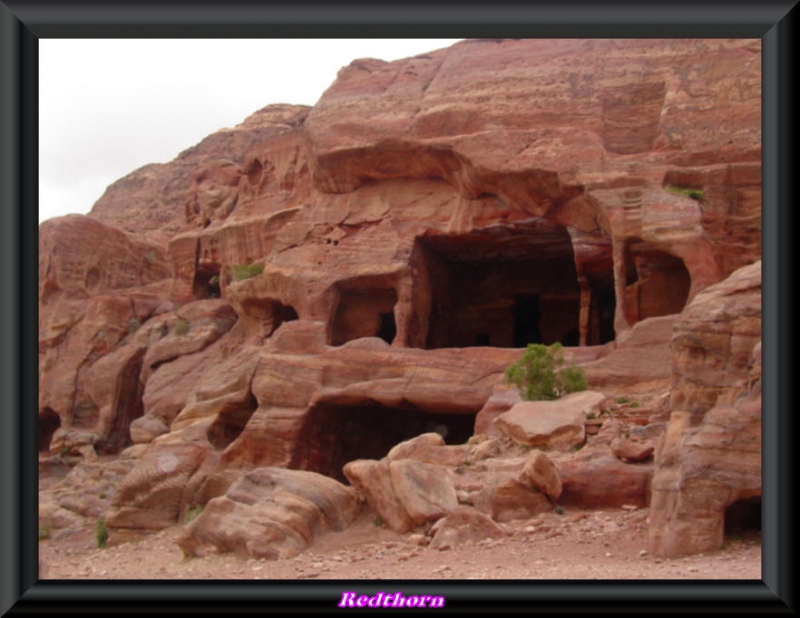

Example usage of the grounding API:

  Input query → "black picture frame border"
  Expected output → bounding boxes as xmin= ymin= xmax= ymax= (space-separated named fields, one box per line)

xmin=1 ymin=1 xmax=796 ymax=614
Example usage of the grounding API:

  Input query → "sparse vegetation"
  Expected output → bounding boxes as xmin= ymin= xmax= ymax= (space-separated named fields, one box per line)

xmin=630 ymin=401 xmax=640 ymax=408
xmin=587 ymin=412 xmax=597 ymax=420
xmin=173 ymin=318 xmax=189 ymax=336
xmin=373 ymin=516 xmax=385 ymax=528
xmin=184 ymin=505 xmax=204 ymax=524
xmin=127 ymin=318 xmax=142 ymax=334
xmin=228 ymin=263 xmax=264 ymax=282
xmin=99 ymin=493 xmax=107 ymax=500
xmin=505 ymin=343 xmax=588 ymax=401
xmin=144 ymin=250 xmax=157 ymax=264
xmin=39 ymin=523 xmax=53 ymax=540
xmin=96 ymin=518 xmax=109 ymax=548
xmin=617 ymin=397 xmax=629 ymax=404
xmin=555 ymin=506 xmax=566 ymax=515
xmin=665 ymin=184 xmax=704 ymax=202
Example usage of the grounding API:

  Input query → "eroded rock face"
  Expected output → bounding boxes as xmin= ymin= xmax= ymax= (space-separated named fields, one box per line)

xmin=177 ymin=467 xmax=361 ymax=559
xmin=38 ymin=39 xmax=761 ymax=559
xmin=649 ymin=263 xmax=761 ymax=557
xmin=493 ymin=391 xmax=605 ymax=450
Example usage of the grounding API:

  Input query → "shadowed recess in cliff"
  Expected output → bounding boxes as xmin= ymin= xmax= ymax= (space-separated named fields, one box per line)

xmin=411 ymin=219 xmax=614 ymax=349
xmin=39 ymin=408 xmax=61 ymax=452
xmin=206 ymin=391 xmax=259 ymax=451
xmin=289 ymin=403 xmax=476 ymax=483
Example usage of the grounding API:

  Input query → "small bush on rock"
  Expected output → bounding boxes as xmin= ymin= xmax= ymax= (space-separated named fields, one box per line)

xmin=96 ymin=518 xmax=109 ymax=548
xmin=505 ymin=342 xmax=588 ymax=401
xmin=228 ymin=263 xmax=264 ymax=282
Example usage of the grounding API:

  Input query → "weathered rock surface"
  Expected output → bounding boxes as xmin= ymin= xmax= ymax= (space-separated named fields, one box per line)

xmin=177 ymin=467 xmax=361 ymax=559
xmin=89 ymin=105 xmax=311 ymax=236
xmin=649 ymin=263 xmax=761 ymax=557
xmin=38 ymin=39 xmax=761 ymax=560
xmin=519 ymin=450 xmax=563 ymax=500
xmin=494 ymin=391 xmax=605 ymax=450
xmin=343 ymin=456 xmax=458 ymax=534
xmin=428 ymin=506 xmax=507 ymax=550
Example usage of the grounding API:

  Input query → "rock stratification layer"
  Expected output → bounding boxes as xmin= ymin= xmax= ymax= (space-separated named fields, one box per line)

xmin=39 ymin=39 xmax=761 ymax=560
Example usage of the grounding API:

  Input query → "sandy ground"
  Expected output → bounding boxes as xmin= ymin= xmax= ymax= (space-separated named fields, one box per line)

xmin=39 ymin=504 xmax=761 ymax=581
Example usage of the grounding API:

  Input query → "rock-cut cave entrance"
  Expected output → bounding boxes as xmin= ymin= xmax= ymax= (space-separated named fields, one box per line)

xmin=724 ymin=496 xmax=761 ymax=541
xmin=39 ymin=407 xmax=61 ymax=452
xmin=622 ymin=239 xmax=691 ymax=325
xmin=413 ymin=220 xmax=614 ymax=349
xmin=290 ymin=403 xmax=476 ymax=483
xmin=330 ymin=282 xmax=398 ymax=346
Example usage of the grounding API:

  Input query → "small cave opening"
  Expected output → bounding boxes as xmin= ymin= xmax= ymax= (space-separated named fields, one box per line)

xmin=206 ymin=393 xmax=258 ymax=451
xmin=724 ymin=496 xmax=761 ymax=540
xmin=193 ymin=264 xmax=222 ymax=300
xmin=331 ymin=286 xmax=398 ymax=346
xmin=378 ymin=312 xmax=397 ymax=345
xmin=39 ymin=408 xmax=60 ymax=452
xmin=274 ymin=303 xmax=299 ymax=331
xmin=290 ymin=403 xmax=476 ymax=483
xmin=623 ymin=241 xmax=691 ymax=324
xmin=413 ymin=220 xmax=611 ymax=349
xmin=239 ymin=298 xmax=299 ymax=337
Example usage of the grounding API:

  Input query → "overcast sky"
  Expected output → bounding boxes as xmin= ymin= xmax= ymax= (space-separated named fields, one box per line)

xmin=39 ymin=39 xmax=464 ymax=225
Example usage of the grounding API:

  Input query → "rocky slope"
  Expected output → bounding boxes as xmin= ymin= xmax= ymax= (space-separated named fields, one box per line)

xmin=39 ymin=38 xmax=762 ymax=568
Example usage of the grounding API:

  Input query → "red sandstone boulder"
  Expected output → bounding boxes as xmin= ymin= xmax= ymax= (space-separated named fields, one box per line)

xmin=428 ymin=506 xmax=507 ymax=550
xmin=176 ymin=467 xmax=361 ymax=560
xmin=519 ymin=451 xmax=563 ymax=500
xmin=493 ymin=391 xmax=605 ymax=450
xmin=649 ymin=263 xmax=761 ymax=557
xmin=343 ymin=458 xmax=458 ymax=534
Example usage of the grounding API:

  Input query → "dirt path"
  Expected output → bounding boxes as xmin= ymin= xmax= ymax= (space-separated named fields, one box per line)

xmin=40 ymin=506 xmax=760 ymax=581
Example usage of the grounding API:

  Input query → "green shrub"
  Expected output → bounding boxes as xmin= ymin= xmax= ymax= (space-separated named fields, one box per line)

xmin=173 ymin=318 xmax=189 ymax=336
xmin=96 ymin=518 xmax=109 ymax=548
xmin=38 ymin=523 xmax=53 ymax=540
xmin=665 ymin=184 xmax=704 ymax=201
xmin=127 ymin=318 xmax=142 ymax=334
xmin=228 ymin=263 xmax=264 ymax=282
xmin=616 ymin=397 xmax=629 ymax=404
xmin=184 ymin=505 xmax=204 ymax=524
xmin=505 ymin=343 xmax=588 ymax=401
xmin=555 ymin=506 xmax=566 ymax=515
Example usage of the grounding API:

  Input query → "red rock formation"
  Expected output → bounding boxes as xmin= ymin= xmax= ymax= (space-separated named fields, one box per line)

xmin=38 ymin=39 xmax=761 ymax=560
xmin=649 ymin=262 xmax=761 ymax=557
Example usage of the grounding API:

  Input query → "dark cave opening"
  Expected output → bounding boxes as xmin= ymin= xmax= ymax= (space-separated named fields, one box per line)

xmin=378 ymin=312 xmax=397 ymax=345
xmin=331 ymin=286 xmax=399 ymax=346
xmin=274 ymin=303 xmax=299 ymax=331
xmin=414 ymin=220 xmax=605 ymax=349
xmin=206 ymin=393 xmax=259 ymax=451
xmin=290 ymin=403 xmax=476 ymax=483
xmin=39 ymin=408 xmax=60 ymax=452
xmin=623 ymin=240 xmax=691 ymax=324
xmin=193 ymin=264 xmax=222 ymax=300
xmin=724 ymin=496 xmax=761 ymax=538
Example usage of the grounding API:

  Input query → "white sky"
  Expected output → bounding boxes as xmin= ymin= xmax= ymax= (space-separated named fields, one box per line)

xmin=39 ymin=39 xmax=464 ymax=225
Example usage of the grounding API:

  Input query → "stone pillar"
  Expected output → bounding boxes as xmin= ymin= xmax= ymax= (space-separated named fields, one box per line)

xmin=578 ymin=276 xmax=591 ymax=347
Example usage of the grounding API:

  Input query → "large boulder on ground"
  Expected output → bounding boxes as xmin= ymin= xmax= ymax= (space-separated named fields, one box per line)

xmin=428 ymin=506 xmax=507 ymax=549
xmin=343 ymin=457 xmax=458 ymax=533
xmin=519 ymin=450 xmax=563 ymax=500
xmin=493 ymin=391 xmax=605 ymax=450
xmin=474 ymin=478 xmax=553 ymax=522
xmin=177 ymin=467 xmax=361 ymax=559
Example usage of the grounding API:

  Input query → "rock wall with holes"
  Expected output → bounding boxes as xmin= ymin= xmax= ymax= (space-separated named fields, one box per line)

xmin=39 ymin=39 xmax=761 ymax=554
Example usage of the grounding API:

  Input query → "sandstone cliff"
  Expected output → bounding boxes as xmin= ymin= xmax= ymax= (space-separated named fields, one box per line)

xmin=39 ymin=38 xmax=761 ymax=560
